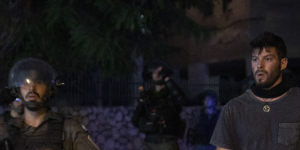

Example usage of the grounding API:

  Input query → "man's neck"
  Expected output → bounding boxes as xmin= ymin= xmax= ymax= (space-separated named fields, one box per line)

xmin=24 ymin=108 xmax=47 ymax=127
xmin=253 ymin=77 xmax=287 ymax=102
xmin=253 ymin=91 xmax=288 ymax=103
xmin=251 ymin=74 xmax=290 ymax=102
xmin=264 ymin=75 xmax=283 ymax=90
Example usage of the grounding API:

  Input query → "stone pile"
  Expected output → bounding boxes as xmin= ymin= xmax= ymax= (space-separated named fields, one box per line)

xmin=56 ymin=106 xmax=145 ymax=150
xmin=53 ymin=106 xmax=203 ymax=150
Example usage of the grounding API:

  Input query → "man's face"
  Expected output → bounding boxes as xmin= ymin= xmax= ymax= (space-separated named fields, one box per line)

xmin=204 ymin=96 xmax=216 ymax=108
xmin=204 ymin=96 xmax=217 ymax=115
xmin=20 ymin=79 xmax=48 ymax=111
xmin=251 ymin=47 xmax=287 ymax=89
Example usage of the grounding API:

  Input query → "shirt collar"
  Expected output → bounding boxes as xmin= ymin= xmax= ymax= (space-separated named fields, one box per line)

xmin=11 ymin=110 xmax=64 ymax=129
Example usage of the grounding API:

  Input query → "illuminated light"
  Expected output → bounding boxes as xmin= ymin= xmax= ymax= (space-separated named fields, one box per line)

xmin=56 ymin=81 xmax=65 ymax=86
xmin=25 ymin=78 xmax=31 ymax=84
xmin=138 ymin=86 xmax=144 ymax=91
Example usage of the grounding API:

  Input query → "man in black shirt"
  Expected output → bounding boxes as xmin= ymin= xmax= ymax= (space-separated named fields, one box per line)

xmin=190 ymin=90 xmax=220 ymax=150
xmin=210 ymin=32 xmax=300 ymax=150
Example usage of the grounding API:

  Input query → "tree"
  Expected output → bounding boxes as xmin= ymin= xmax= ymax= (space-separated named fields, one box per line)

xmin=0 ymin=0 xmax=230 ymax=76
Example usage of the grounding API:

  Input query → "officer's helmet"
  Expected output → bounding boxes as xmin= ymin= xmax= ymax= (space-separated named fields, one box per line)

xmin=8 ymin=58 xmax=57 ymax=90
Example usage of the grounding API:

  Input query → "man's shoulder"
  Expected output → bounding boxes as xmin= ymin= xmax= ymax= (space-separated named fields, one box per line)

xmin=284 ymin=87 xmax=300 ymax=102
xmin=47 ymin=111 xmax=84 ymax=132
xmin=290 ymin=87 xmax=300 ymax=94
xmin=63 ymin=117 xmax=90 ymax=146
xmin=64 ymin=117 xmax=86 ymax=133
xmin=228 ymin=91 xmax=249 ymax=102
xmin=222 ymin=91 xmax=250 ymax=110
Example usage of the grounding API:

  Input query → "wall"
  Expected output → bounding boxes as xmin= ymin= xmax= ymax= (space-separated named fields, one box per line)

xmin=169 ymin=0 xmax=251 ymax=65
xmin=52 ymin=106 xmax=205 ymax=150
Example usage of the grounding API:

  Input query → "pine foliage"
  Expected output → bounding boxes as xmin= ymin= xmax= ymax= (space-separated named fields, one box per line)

xmin=0 ymin=0 xmax=222 ymax=75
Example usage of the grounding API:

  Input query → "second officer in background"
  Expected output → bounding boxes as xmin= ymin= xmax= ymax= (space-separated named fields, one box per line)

xmin=132 ymin=61 xmax=186 ymax=150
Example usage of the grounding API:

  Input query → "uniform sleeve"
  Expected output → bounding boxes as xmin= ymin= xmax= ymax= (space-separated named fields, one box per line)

xmin=0 ymin=115 xmax=9 ymax=141
xmin=64 ymin=119 xmax=101 ymax=150
xmin=165 ymin=79 xmax=186 ymax=105
xmin=210 ymin=104 xmax=234 ymax=149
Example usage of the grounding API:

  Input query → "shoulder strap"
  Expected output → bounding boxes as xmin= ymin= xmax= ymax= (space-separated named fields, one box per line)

xmin=63 ymin=117 xmax=74 ymax=150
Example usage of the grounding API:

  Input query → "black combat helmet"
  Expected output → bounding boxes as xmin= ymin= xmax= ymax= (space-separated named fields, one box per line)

xmin=8 ymin=58 xmax=57 ymax=97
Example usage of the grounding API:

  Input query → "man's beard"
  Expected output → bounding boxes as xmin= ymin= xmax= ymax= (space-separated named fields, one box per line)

xmin=23 ymin=92 xmax=48 ymax=111
xmin=24 ymin=101 xmax=47 ymax=111
xmin=254 ymin=66 xmax=281 ymax=89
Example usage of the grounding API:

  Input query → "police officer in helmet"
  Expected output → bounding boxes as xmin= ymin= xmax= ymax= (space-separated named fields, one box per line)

xmin=1 ymin=58 xmax=101 ymax=150
xmin=132 ymin=61 xmax=186 ymax=150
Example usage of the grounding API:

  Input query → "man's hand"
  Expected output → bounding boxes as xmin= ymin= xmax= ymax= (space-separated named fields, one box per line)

xmin=164 ymin=76 xmax=170 ymax=82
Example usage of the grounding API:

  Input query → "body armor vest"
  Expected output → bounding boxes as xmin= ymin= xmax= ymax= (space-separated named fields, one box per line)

xmin=12 ymin=119 xmax=64 ymax=150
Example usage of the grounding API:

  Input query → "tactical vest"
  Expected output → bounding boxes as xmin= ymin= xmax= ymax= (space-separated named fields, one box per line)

xmin=12 ymin=119 xmax=64 ymax=150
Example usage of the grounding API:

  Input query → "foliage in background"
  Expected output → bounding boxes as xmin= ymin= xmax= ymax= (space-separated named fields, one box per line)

xmin=0 ymin=0 xmax=230 ymax=76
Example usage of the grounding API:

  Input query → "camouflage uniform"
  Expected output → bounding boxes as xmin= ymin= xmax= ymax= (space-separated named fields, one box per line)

xmin=0 ymin=111 xmax=100 ymax=150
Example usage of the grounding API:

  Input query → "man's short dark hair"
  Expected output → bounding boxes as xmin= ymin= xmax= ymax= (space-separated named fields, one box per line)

xmin=250 ymin=32 xmax=287 ymax=58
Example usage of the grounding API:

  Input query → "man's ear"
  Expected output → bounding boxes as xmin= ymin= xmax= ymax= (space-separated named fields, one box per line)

xmin=280 ymin=57 xmax=288 ymax=71
xmin=47 ymin=85 xmax=56 ymax=98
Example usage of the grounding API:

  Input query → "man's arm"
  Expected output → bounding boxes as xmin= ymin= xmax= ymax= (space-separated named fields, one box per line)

xmin=164 ymin=78 xmax=186 ymax=104
xmin=131 ymin=99 xmax=145 ymax=127
xmin=210 ymin=104 xmax=235 ymax=150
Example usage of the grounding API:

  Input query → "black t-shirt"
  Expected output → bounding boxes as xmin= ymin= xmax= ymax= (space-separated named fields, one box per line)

xmin=210 ymin=87 xmax=300 ymax=150
xmin=190 ymin=108 xmax=220 ymax=145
